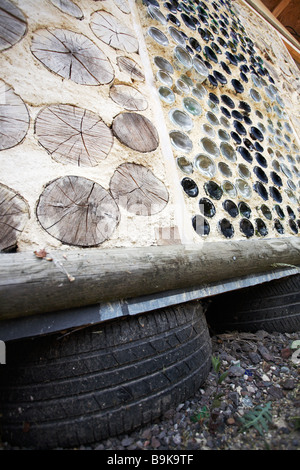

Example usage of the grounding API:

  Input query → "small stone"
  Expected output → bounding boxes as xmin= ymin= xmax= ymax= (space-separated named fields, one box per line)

xmin=94 ymin=443 xmax=105 ymax=450
xmin=226 ymin=417 xmax=235 ymax=425
xmin=172 ymin=434 xmax=181 ymax=446
xmin=268 ymin=385 xmax=284 ymax=399
xmin=281 ymin=378 xmax=295 ymax=390
xmin=228 ymin=391 xmax=239 ymax=406
xmin=249 ymin=352 xmax=261 ymax=364
xmin=121 ymin=437 xmax=134 ymax=447
xmin=152 ymin=424 xmax=160 ymax=436
xmin=128 ymin=444 xmax=138 ymax=450
xmin=242 ymin=396 xmax=253 ymax=408
xmin=281 ymin=348 xmax=292 ymax=359
xmin=141 ymin=429 xmax=152 ymax=440
xmin=136 ymin=440 xmax=144 ymax=449
xmin=279 ymin=427 xmax=290 ymax=435
xmin=151 ymin=436 xmax=161 ymax=449
xmin=229 ymin=365 xmax=245 ymax=377
xmin=176 ymin=403 xmax=185 ymax=412
xmin=247 ymin=385 xmax=256 ymax=394
xmin=258 ymin=345 xmax=274 ymax=361
xmin=163 ymin=409 xmax=175 ymax=420
xmin=206 ymin=436 xmax=214 ymax=448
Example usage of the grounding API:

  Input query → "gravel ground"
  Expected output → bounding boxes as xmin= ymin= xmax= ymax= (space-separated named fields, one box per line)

xmin=90 ymin=329 xmax=300 ymax=451
xmin=2 ymin=328 xmax=299 ymax=451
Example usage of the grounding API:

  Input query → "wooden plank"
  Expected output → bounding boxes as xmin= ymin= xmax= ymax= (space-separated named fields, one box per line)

xmin=35 ymin=104 xmax=113 ymax=167
xmin=272 ymin=0 xmax=291 ymax=18
xmin=36 ymin=176 xmax=120 ymax=247
xmin=284 ymin=41 xmax=300 ymax=65
xmin=1 ymin=238 xmax=300 ymax=320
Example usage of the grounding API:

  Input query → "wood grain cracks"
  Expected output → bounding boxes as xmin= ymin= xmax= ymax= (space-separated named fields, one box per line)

xmin=36 ymin=176 xmax=120 ymax=247
xmin=0 ymin=0 xmax=27 ymax=51
xmin=90 ymin=10 xmax=138 ymax=53
xmin=113 ymin=0 xmax=131 ymax=14
xmin=0 ymin=2 xmax=171 ymax=250
xmin=112 ymin=112 xmax=159 ymax=152
xmin=110 ymin=163 xmax=169 ymax=216
xmin=35 ymin=104 xmax=113 ymax=167
xmin=109 ymin=84 xmax=148 ymax=111
xmin=49 ymin=0 xmax=84 ymax=19
xmin=0 ymin=183 xmax=29 ymax=251
xmin=116 ymin=56 xmax=145 ymax=81
xmin=0 ymin=80 xmax=30 ymax=151
xmin=31 ymin=28 xmax=114 ymax=85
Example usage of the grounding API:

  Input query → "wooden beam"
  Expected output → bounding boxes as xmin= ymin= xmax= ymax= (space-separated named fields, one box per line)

xmin=243 ymin=0 xmax=300 ymax=54
xmin=0 ymin=237 xmax=300 ymax=321
xmin=284 ymin=41 xmax=300 ymax=65
xmin=272 ymin=0 xmax=291 ymax=18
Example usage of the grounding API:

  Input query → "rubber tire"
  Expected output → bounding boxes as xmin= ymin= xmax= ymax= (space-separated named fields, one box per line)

xmin=0 ymin=300 xmax=211 ymax=449
xmin=206 ymin=274 xmax=300 ymax=334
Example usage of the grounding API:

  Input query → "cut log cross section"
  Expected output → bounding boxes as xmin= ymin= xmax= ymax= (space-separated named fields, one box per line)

xmin=90 ymin=10 xmax=138 ymax=53
xmin=31 ymin=29 xmax=114 ymax=85
xmin=109 ymin=84 xmax=147 ymax=111
xmin=0 ymin=0 xmax=27 ymax=51
xmin=0 ymin=80 xmax=30 ymax=151
xmin=49 ymin=0 xmax=84 ymax=19
xmin=0 ymin=184 xmax=29 ymax=252
xmin=112 ymin=112 xmax=159 ymax=152
xmin=36 ymin=176 xmax=120 ymax=247
xmin=116 ymin=56 xmax=145 ymax=82
xmin=113 ymin=0 xmax=131 ymax=14
xmin=110 ymin=163 xmax=169 ymax=216
xmin=35 ymin=104 xmax=113 ymax=167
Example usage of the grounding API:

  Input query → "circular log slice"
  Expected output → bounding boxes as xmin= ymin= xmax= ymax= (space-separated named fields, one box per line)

xmin=49 ymin=0 xmax=84 ymax=19
xmin=36 ymin=176 xmax=120 ymax=247
xmin=0 ymin=184 xmax=29 ymax=252
xmin=35 ymin=104 xmax=113 ymax=167
xmin=31 ymin=29 xmax=114 ymax=85
xmin=109 ymin=84 xmax=147 ymax=111
xmin=0 ymin=0 xmax=27 ymax=51
xmin=116 ymin=56 xmax=145 ymax=82
xmin=90 ymin=10 xmax=138 ymax=53
xmin=0 ymin=80 xmax=30 ymax=151
xmin=113 ymin=0 xmax=130 ymax=14
xmin=110 ymin=162 xmax=169 ymax=216
xmin=112 ymin=112 xmax=159 ymax=152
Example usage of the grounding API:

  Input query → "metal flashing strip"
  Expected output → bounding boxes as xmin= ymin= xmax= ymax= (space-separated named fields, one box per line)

xmin=0 ymin=267 xmax=298 ymax=342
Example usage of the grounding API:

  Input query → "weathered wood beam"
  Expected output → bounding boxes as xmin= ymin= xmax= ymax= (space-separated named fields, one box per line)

xmin=1 ymin=237 xmax=300 ymax=321
xmin=272 ymin=0 xmax=291 ymax=18
xmin=243 ymin=0 xmax=300 ymax=54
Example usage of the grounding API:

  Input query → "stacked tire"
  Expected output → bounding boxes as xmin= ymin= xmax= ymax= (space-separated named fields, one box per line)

xmin=0 ymin=301 xmax=212 ymax=449
xmin=206 ymin=274 xmax=300 ymax=334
